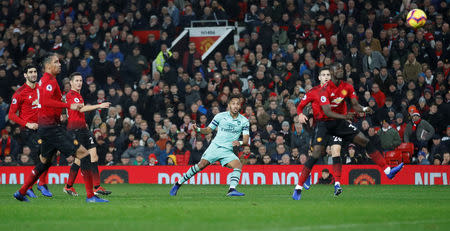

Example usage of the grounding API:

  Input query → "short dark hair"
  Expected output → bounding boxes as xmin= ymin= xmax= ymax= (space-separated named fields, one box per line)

xmin=69 ymin=72 xmax=82 ymax=81
xmin=23 ymin=64 xmax=37 ymax=73
xmin=318 ymin=66 xmax=331 ymax=75
xmin=228 ymin=93 xmax=242 ymax=104
xmin=43 ymin=53 xmax=57 ymax=66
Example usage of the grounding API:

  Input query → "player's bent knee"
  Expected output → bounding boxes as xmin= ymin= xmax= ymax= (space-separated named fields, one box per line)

xmin=198 ymin=159 xmax=210 ymax=170
xmin=74 ymin=158 xmax=81 ymax=166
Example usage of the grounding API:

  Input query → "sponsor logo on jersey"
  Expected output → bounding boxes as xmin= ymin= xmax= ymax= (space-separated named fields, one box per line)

xmin=331 ymin=97 xmax=344 ymax=106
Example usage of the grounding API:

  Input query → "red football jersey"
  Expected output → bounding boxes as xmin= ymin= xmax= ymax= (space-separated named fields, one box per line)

xmin=65 ymin=90 xmax=87 ymax=130
xmin=37 ymin=72 xmax=70 ymax=126
xmin=318 ymin=80 xmax=357 ymax=119
xmin=297 ymin=85 xmax=324 ymax=120
xmin=8 ymin=84 xmax=39 ymax=127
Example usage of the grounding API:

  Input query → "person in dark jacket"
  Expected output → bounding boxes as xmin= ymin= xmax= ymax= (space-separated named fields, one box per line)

xmin=318 ymin=169 xmax=334 ymax=184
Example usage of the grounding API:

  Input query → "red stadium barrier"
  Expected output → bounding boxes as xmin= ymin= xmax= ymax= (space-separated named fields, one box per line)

xmin=0 ymin=165 xmax=449 ymax=185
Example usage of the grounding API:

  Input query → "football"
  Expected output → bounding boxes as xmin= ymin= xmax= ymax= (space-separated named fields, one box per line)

xmin=406 ymin=9 xmax=427 ymax=28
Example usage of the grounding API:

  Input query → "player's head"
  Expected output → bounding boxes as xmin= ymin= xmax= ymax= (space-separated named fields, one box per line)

xmin=43 ymin=53 xmax=61 ymax=76
xmin=318 ymin=67 xmax=332 ymax=85
xmin=332 ymin=63 xmax=344 ymax=80
xmin=228 ymin=93 xmax=242 ymax=116
xmin=23 ymin=64 xmax=38 ymax=83
xmin=69 ymin=72 xmax=83 ymax=91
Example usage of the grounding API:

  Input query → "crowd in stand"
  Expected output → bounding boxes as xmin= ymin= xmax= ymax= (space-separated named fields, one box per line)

xmin=0 ymin=0 xmax=449 ymax=167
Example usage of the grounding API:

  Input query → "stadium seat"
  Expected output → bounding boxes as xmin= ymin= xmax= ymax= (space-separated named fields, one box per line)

xmin=395 ymin=143 xmax=414 ymax=164
xmin=385 ymin=150 xmax=402 ymax=165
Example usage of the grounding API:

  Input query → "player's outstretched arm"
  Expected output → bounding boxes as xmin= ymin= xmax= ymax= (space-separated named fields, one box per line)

xmin=350 ymin=98 xmax=373 ymax=114
xmin=193 ymin=123 xmax=213 ymax=135
xmin=79 ymin=102 xmax=111 ymax=113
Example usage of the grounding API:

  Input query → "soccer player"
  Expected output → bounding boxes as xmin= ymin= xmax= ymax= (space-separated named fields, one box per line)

xmin=13 ymin=53 xmax=108 ymax=203
xmin=292 ymin=65 xmax=404 ymax=200
xmin=296 ymin=69 xmax=344 ymax=196
xmin=63 ymin=72 xmax=111 ymax=196
xmin=8 ymin=64 xmax=53 ymax=198
xmin=170 ymin=94 xmax=250 ymax=196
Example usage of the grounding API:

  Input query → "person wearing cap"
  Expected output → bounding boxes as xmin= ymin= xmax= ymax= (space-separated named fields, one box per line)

xmin=119 ymin=153 xmax=131 ymax=166
xmin=417 ymin=151 xmax=431 ymax=165
xmin=378 ymin=119 xmax=401 ymax=151
xmin=404 ymin=109 xmax=435 ymax=148
xmin=392 ymin=113 xmax=407 ymax=141
xmin=144 ymin=137 xmax=160 ymax=159
xmin=132 ymin=152 xmax=148 ymax=166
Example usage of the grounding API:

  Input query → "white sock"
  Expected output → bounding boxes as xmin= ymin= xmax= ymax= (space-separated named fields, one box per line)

xmin=295 ymin=184 xmax=303 ymax=190
xmin=335 ymin=181 xmax=340 ymax=186
xmin=229 ymin=185 xmax=236 ymax=189
xmin=384 ymin=167 xmax=391 ymax=175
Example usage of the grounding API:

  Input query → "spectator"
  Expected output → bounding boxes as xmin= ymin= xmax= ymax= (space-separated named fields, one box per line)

xmin=106 ymin=45 xmax=124 ymax=63
xmin=155 ymin=43 xmax=172 ymax=73
xmin=404 ymin=110 xmax=435 ymax=149
xmin=371 ymin=83 xmax=386 ymax=109
xmin=173 ymin=139 xmax=191 ymax=166
xmin=392 ymin=113 xmax=407 ymax=141
xmin=271 ymin=143 xmax=290 ymax=164
xmin=262 ymin=155 xmax=273 ymax=165
xmin=189 ymin=139 xmax=205 ymax=165
xmin=133 ymin=153 xmax=148 ymax=166
xmin=378 ymin=120 xmax=401 ymax=151
xmin=280 ymin=154 xmax=290 ymax=165
xmin=417 ymin=151 xmax=431 ymax=165
xmin=18 ymin=154 xmax=34 ymax=166
xmin=290 ymin=147 xmax=301 ymax=164
xmin=159 ymin=141 xmax=174 ymax=165
xmin=0 ymin=129 xmax=19 ymax=162
xmin=247 ymin=154 xmax=258 ymax=165
xmin=1 ymin=155 xmax=17 ymax=166
xmin=362 ymin=46 xmax=386 ymax=73
xmin=105 ymin=153 xmax=115 ymax=166
xmin=119 ymin=154 xmax=131 ymax=166
xmin=318 ymin=169 xmax=334 ymax=184
xmin=403 ymin=53 xmax=422 ymax=83
xmin=122 ymin=139 xmax=145 ymax=162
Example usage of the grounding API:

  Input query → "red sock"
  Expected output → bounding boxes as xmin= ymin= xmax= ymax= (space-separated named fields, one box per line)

xmin=67 ymin=164 xmax=80 ymax=187
xmin=81 ymin=169 xmax=94 ymax=198
xmin=369 ymin=150 xmax=388 ymax=170
xmin=19 ymin=168 xmax=43 ymax=195
xmin=333 ymin=163 xmax=342 ymax=183
xmin=91 ymin=162 xmax=100 ymax=188
xmin=298 ymin=166 xmax=312 ymax=186
xmin=38 ymin=169 xmax=49 ymax=186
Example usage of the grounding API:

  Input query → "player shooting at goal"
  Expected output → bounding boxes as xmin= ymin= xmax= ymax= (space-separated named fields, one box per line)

xmin=170 ymin=94 xmax=250 ymax=196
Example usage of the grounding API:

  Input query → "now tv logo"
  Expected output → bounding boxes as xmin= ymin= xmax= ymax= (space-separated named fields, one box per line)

xmin=414 ymin=172 xmax=449 ymax=185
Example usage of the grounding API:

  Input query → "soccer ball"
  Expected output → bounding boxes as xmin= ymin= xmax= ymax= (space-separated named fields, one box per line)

xmin=406 ymin=9 xmax=427 ymax=28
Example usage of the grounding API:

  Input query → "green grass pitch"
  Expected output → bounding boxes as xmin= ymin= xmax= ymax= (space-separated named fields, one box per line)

xmin=1 ymin=184 xmax=449 ymax=231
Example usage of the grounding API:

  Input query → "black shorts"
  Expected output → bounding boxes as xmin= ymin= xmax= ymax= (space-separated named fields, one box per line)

xmin=68 ymin=128 xmax=96 ymax=150
xmin=38 ymin=125 xmax=80 ymax=160
xmin=20 ymin=128 xmax=41 ymax=163
xmin=312 ymin=120 xmax=359 ymax=146
xmin=327 ymin=135 xmax=343 ymax=146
